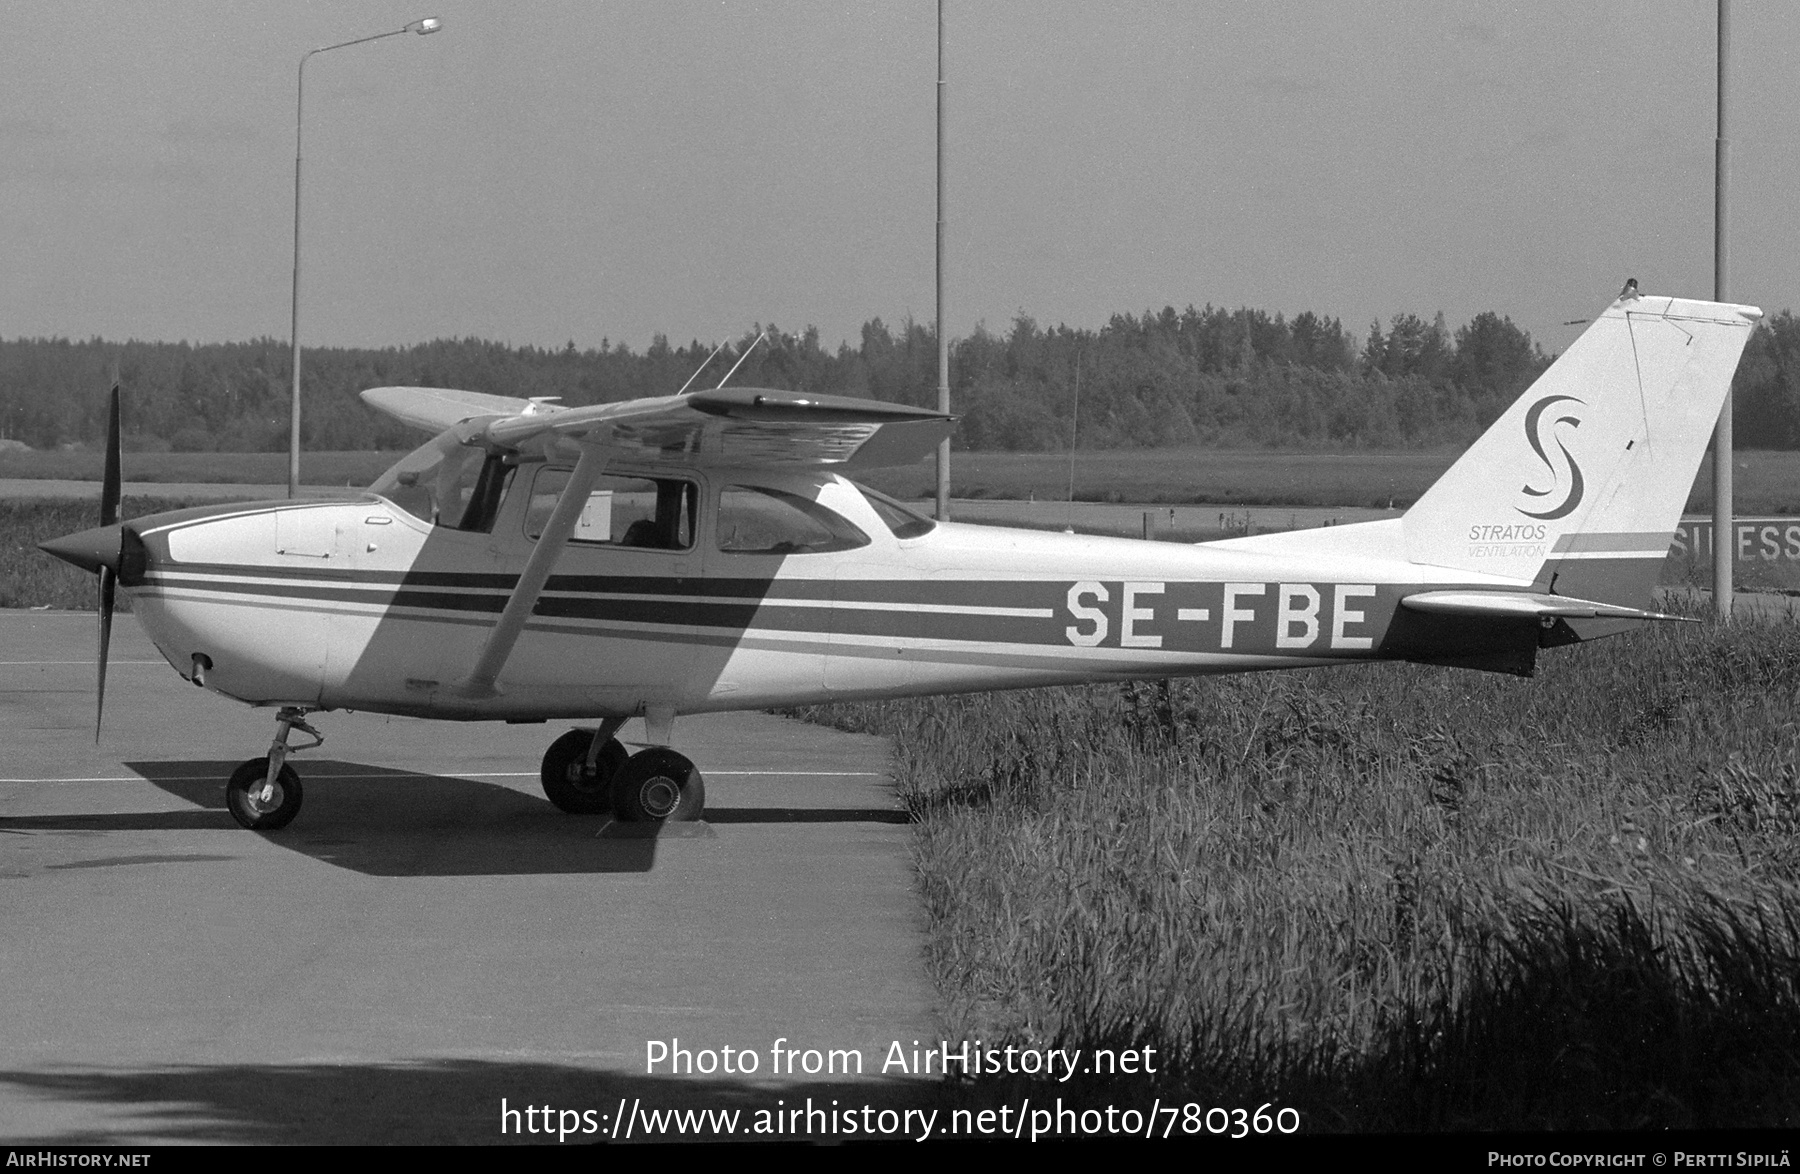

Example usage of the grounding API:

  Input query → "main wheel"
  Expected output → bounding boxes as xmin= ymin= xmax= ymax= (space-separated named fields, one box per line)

xmin=226 ymin=757 xmax=303 ymax=831
xmin=610 ymin=748 xmax=705 ymax=822
xmin=540 ymin=729 xmax=629 ymax=814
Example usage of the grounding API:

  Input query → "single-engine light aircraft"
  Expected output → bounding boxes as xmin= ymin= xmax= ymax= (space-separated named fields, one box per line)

xmin=40 ymin=289 xmax=1759 ymax=831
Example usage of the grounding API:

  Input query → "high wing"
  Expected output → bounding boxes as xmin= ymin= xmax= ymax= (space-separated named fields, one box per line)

xmin=361 ymin=384 xmax=955 ymax=469
xmin=360 ymin=382 xmax=955 ymax=700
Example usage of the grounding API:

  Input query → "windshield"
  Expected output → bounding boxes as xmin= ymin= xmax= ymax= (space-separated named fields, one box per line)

xmin=370 ymin=435 xmax=513 ymax=532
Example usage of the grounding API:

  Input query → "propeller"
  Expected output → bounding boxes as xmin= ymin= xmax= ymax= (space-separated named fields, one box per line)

xmin=96 ymin=382 xmax=121 ymax=740
xmin=38 ymin=384 xmax=127 ymax=740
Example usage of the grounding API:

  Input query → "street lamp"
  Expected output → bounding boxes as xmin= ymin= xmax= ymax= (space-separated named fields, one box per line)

xmin=289 ymin=17 xmax=443 ymax=498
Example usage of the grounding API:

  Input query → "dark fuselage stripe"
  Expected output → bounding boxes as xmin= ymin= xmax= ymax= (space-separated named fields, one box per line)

xmin=148 ymin=562 xmax=1080 ymax=608
xmin=144 ymin=574 xmax=1068 ymax=645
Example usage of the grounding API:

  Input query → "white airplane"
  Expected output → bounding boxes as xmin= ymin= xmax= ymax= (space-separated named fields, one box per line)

xmin=39 ymin=289 xmax=1759 ymax=831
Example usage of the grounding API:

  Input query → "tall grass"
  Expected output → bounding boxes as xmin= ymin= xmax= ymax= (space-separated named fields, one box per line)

xmin=792 ymin=618 xmax=1800 ymax=1128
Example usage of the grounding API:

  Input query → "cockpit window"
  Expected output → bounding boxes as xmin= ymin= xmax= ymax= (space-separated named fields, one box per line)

xmin=853 ymin=482 xmax=936 ymax=539
xmin=717 ymin=485 xmax=869 ymax=554
xmin=526 ymin=467 xmax=696 ymax=551
xmin=370 ymin=437 xmax=514 ymax=533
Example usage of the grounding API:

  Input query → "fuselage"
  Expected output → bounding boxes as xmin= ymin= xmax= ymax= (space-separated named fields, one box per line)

xmin=116 ymin=464 xmax=1543 ymax=722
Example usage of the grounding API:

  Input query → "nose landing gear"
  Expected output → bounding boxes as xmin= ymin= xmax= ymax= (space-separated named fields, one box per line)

xmin=225 ymin=707 xmax=321 ymax=831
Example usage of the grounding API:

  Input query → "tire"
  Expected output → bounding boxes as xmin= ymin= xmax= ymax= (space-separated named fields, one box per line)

xmin=226 ymin=757 xmax=303 ymax=831
xmin=611 ymin=748 xmax=706 ymax=823
xmin=540 ymin=729 xmax=628 ymax=814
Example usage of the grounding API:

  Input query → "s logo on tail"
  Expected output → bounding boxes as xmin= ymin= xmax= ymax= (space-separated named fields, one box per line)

xmin=1517 ymin=394 xmax=1584 ymax=521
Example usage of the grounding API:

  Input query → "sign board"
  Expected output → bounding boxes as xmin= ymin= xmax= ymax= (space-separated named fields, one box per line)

xmin=1672 ymin=516 xmax=1800 ymax=563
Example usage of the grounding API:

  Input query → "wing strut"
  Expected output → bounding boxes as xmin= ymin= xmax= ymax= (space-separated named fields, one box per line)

xmin=452 ymin=444 xmax=608 ymax=698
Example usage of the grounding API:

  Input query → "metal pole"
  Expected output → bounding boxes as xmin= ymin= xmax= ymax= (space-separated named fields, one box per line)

xmin=1711 ymin=0 xmax=1732 ymax=618
xmin=289 ymin=22 xmax=440 ymax=499
xmin=289 ymin=53 xmax=309 ymax=499
xmin=934 ymin=0 xmax=950 ymax=520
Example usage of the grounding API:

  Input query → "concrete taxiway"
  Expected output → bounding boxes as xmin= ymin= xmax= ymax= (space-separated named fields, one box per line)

xmin=0 ymin=611 xmax=939 ymax=1143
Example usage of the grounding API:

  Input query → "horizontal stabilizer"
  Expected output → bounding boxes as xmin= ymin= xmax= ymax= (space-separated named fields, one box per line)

xmin=1400 ymin=590 xmax=1694 ymax=623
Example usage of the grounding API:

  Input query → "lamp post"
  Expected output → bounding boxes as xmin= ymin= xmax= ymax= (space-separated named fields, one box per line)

xmin=934 ymin=0 xmax=950 ymax=521
xmin=1711 ymin=0 xmax=1732 ymax=618
xmin=289 ymin=17 xmax=442 ymax=499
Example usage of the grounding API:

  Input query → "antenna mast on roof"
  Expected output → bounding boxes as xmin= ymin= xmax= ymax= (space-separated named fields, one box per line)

xmin=674 ymin=338 xmax=733 ymax=396
xmin=714 ymin=332 xmax=768 ymax=389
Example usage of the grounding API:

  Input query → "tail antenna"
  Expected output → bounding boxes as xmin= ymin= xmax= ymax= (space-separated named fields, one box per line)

xmin=714 ymin=331 xmax=768 ymax=390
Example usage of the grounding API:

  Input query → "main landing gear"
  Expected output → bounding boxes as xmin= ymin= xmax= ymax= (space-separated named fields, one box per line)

xmin=539 ymin=717 xmax=706 ymax=823
xmin=226 ymin=706 xmax=321 ymax=831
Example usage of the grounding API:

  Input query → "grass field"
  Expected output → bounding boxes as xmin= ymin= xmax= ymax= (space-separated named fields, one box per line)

xmin=858 ymin=448 xmax=1800 ymax=515
xmin=857 ymin=448 xmax=1458 ymax=508
xmin=0 ymin=497 xmax=239 ymax=611
xmin=8 ymin=447 xmax=1800 ymax=514
xmin=789 ymin=614 xmax=1800 ymax=1129
xmin=0 ymin=450 xmax=398 ymax=488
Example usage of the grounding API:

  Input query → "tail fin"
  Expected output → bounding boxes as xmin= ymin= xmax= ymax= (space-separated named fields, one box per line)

xmin=1402 ymin=292 xmax=1761 ymax=608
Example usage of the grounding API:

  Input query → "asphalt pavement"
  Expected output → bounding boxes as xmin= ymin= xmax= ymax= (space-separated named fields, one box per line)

xmin=0 ymin=612 xmax=940 ymax=1144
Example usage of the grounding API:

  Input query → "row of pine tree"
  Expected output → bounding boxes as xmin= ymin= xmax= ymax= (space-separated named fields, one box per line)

xmin=2 ymin=306 xmax=1797 ymax=453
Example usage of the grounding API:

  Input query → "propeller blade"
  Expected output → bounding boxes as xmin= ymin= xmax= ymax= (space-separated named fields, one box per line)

xmin=96 ymin=566 xmax=114 ymax=742
xmin=101 ymin=382 xmax=121 ymax=528
xmin=95 ymin=379 xmax=122 ymax=741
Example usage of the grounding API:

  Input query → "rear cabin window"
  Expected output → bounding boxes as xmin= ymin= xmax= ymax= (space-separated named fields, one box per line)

xmin=716 ymin=485 xmax=869 ymax=555
xmin=526 ymin=468 xmax=696 ymax=550
xmin=853 ymin=482 xmax=936 ymax=539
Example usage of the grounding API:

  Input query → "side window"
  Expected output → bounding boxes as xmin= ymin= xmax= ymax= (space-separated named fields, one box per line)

xmin=526 ymin=468 xmax=696 ymax=550
xmin=716 ymin=485 xmax=869 ymax=554
xmin=854 ymin=482 xmax=936 ymax=539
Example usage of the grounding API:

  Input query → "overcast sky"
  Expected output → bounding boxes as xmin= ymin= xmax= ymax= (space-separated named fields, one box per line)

xmin=3 ymin=1 xmax=1795 ymax=357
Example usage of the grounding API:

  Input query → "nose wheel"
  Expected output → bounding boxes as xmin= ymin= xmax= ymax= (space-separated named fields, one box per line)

xmin=226 ymin=758 xmax=302 ymax=830
xmin=226 ymin=707 xmax=320 ymax=831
